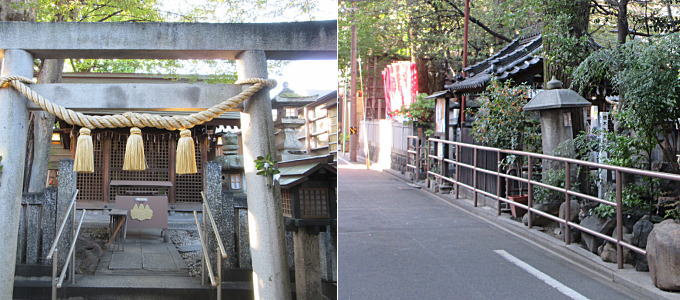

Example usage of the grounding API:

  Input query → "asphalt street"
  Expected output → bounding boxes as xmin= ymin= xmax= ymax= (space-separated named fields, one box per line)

xmin=338 ymin=161 xmax=637 ymax=300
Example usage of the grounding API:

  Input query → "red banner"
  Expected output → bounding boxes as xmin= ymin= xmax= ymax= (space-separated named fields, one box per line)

xmin=382 ymin=61 xmax=419 ymax=117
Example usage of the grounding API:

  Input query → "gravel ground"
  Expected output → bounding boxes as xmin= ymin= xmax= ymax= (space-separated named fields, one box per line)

xmin=167 ymin=229 xmax=202 ymax=277
xmin=75 ymin=226 xmax=108 ymax=274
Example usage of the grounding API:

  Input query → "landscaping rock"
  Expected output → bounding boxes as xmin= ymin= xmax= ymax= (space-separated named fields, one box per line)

xmin=580 ymin=214 xmax=616 ymax=254
xmin=632 ymin=217 xmax=654 ymax=272
xmin=634 ymin=253 xmax=649 ymax=272
xmin=623 ymin=212 xmax=644 ymax=233
xmin=75 ymin=236 xmax=103 ymax=274
xmin=632 ymin=217 xmax=654 ymax=248
xmin=647 ymin=219 xmax=680 ymax=291
xmin=558 ymin=200 xmax=580 ymax=242
xmin=522 ymin=201 xmax=562 ymax=226
xmin=598 ymin=230 xmax=633 ymax=264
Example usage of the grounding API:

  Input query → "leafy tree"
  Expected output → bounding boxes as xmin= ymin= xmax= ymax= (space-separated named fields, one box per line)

xmin=470 ymin=79 xmax=540 ymax=152
xmin=338 ymin=0 xmax=539 ymax=89
xmin=572 ymin=33 xmax=680 ymax=172
xmin=470 ymin=79 xmax=541 ymax=175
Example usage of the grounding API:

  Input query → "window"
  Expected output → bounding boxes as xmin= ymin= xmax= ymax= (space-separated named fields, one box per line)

xmin=229 ymin=173 xmax=242 ymax=190
xmin=285 ymin=107 xmax=297 ymax=117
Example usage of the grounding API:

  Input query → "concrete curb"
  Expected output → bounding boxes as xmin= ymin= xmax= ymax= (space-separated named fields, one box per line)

xmin=382 ymin=168 xmax=680 ymax=300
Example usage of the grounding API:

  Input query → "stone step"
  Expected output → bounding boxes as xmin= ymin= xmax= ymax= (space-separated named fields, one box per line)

xmin=15 ymin=264 xmax=52 ymax=277
xmin=14 ymin=275 xmax=252 ymax=300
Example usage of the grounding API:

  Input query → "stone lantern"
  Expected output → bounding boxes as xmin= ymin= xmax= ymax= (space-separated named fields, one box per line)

xmin=524 ymin=78 xmax=591 ymax=164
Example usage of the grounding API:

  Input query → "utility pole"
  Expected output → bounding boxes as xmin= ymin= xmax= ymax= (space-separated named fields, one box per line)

xmin=460 ymin=0 xmax=470 ymax=124
xmin=349 ymin=1 xmax=359 ymax=162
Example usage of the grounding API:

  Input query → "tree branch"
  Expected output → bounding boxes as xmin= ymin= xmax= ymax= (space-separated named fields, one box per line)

xmin=97 ymin=9 xmax=123 ymax=22
xmin=442 ymin=0 xmax=511 ymax=42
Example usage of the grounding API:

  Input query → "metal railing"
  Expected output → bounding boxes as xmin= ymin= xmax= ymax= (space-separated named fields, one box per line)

xmin=46 ymin=190 xmax=86 ymax=300
xmin=193 ymin=192 xmax=228 ymax=300
xmin=426 ymin=137 xmax=680 ymax=269
xmin=406 ymin=135 xmax=424 ymax=179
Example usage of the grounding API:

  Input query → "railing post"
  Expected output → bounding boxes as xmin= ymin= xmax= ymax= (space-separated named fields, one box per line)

xmin=71 ymin=203 xmax=76 ymax=284
xmin=455 ymin=144 xmax=461 ymax=199
xmin=564 ymin=162 xmax=571 ymax=244
xmin=473 ymin=147 xmax=478 ymax=207
xmin=201 ymin=211 xmax=206 ymax=286
xmin=438 ymin=141 xmax=444 ymax=180
xmin=496 ymin=151 xmax=501 ymax=216
xmin=415 ymin=138 xmax=421 ymax=180
xmin=527 ymin=156 xmax=534 ymax=228
xmin=442 ymin=140 xmax=448 ymax=178
xmin=52 ymin=250 xmax=58 ymax=300
xmin=217 ymin=249 xmax=222 ymax=300
xmin=615 ymin=170 xmax=623 ymax=269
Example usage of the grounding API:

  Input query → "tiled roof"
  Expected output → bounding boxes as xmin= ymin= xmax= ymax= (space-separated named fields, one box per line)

xmin=446 ymin=33 xmax=542 ymax=93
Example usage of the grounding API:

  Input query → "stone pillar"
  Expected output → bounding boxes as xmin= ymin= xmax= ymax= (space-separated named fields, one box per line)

xmin=320 ymin=226 xmax=337 ymax=282
xmin=539 ymin=110 xmax=575 ymax=151
xmin=0 ymin=49 xmax=33 ymax=299
xmin=57 ymin=159 xmax=76 ymax=269
xmin=236 ymin=50 xmax=292 ymax=300
xmin=221 ymin=190 xmax=237 ymax=268
xmin=293 ymin=227 xmax=322 ymax=300
xmin=204 ymin=161 xmax=237 ymax=270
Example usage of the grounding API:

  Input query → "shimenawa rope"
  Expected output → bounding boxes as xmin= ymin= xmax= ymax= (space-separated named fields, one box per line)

xmin=0 ymin=75 xmax=275 ymax=173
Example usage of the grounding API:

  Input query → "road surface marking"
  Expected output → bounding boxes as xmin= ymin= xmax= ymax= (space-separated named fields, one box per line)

xmin=494 ymin=250 xmax=590 ymax=300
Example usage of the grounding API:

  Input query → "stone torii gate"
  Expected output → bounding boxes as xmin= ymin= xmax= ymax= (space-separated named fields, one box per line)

xmin=0 ymin=21 xmax=336 ymax=299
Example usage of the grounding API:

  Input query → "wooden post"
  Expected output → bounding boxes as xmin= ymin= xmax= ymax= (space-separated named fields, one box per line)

xmin=168 ymin=137 xmax=176 ymax=203
xmin=102 ymin=134 xmax=111 ymax=202
xmin=236 ymin=50 xmax=292 ymax=300
xmin=0 ymin=49 xmax=33 ymax=299
xmin=304 ymin=106 xmax=311 ymax=153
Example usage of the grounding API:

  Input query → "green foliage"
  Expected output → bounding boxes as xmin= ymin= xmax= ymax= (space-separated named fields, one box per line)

xmin=254 ymin=154 xmax=280 ymax=177
xmin=592 ymin=181 xmax=659 ymax=219
xmin=593 ymin=203 xmax=615 ymax=219
xmin=533 ymin=168 xmax=567 ymax=204
xmin=392 ymin=93 xmax=435 ymax=133
xmin=664 ymin=200 xmax=680 ymax=221
xmin=571 ymin=46 xmax=629 ymax=95
xmin=573 ymin=33 xmax=680 ymax=170
xmin=615 ymin=34 xmax=680 ymax=156
xmin=338 ymin=0 xmax=538 ymax=77
xmin=470 ymin=79 xmax=540 ymax=152
xmin=539 ymin=0 xmax=593 ymax=83
xmin=532 ymin=165 xmax=597 ymax=204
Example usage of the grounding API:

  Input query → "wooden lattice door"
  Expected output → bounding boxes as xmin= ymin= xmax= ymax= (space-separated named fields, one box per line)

xmin=77 ymin=129 xmax=205 ymax=204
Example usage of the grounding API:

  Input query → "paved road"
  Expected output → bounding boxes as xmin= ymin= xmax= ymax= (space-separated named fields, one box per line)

xmin=338 ymin=161 xmax=637 ymax=300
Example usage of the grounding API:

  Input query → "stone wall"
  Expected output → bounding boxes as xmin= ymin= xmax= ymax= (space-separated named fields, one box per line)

xmin=17 ymin=187 xmax=57 ymax=264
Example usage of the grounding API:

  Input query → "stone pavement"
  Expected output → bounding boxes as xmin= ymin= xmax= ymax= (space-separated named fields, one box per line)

xmin=96 ymin=229 xmax=187 ymax=275
xmin=337 ymin=158 xmax=646 ymax=300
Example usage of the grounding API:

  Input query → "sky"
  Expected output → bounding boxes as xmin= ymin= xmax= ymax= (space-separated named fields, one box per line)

xmin=158 ymin=0 xmax=338 ymax=96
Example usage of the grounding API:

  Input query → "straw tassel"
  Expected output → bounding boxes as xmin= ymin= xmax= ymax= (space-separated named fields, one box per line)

xmin=176 ymin=129 xmax=197 ymax=174
xmin=73 ymin=128 xmax=94 ymax=173
xmin=123 ymin=127 xmax=146 ymax=171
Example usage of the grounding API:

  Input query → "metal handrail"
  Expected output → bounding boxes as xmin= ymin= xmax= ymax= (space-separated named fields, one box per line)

xmin=201 ymin=192 xmax=228 ymax=258
xmin=193 ymin=211 xmax=216 ymax=286
xmin=193 ymin=197 xmax=224 ymax=300
xmin=428 ymin=137 xmax=680 ymax=181
xmin=47 ymin=190 xmax=78 ymax=260
xmin=47 ymin=189 xmax=86 ymax=300
xmin=57 ymin=210 xmax=86 ymax=288
xmin=425 ymin=137 xmax=676 ymax=270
